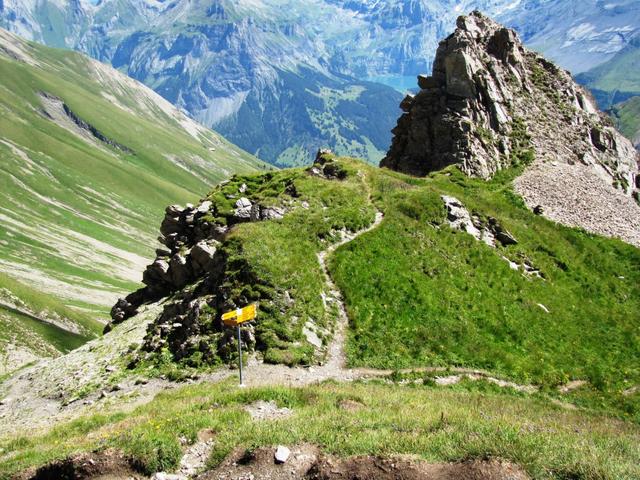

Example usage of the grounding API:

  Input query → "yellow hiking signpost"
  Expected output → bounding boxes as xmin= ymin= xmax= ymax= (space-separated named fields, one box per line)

xmin=222 ymin=304 xmax=257 ymax=386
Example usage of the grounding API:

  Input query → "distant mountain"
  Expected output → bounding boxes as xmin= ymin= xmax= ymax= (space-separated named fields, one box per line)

xmin=0 ymin=27 xmax=264 ymax=375
xmin=576 ymin=38 xmax=640 ymax=108
xmin=3 ymin=0 xmax=638 ymax=167
xmin=500 ymin=0 xmax=640 ymax=74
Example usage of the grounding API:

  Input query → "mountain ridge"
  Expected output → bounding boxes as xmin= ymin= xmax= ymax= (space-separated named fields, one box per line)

xmin=3 ymin=0 xmax=638 ymax=165
xmin=382 ymin=11 xmax=640 ymax=246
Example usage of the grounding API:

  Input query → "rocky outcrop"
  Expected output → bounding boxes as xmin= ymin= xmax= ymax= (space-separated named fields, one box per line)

xmin=441 ymin=195 xmax=542 ymax=277
xmin=106 ymin=168 xmax=326 ymax=366
xmin=108 ymin=186 xmax=292 ymax=331
xmin=382 ymin=11 xmax=640 ymax=246
xmin=382 ymin=12 xmax=638 ymax=188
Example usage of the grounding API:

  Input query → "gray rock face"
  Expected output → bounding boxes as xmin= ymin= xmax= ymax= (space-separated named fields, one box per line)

xmin=189 ymin=241 xmax=219 ymax=274
xmin=442 ymin=195 xmax=518 ymax=249
xmin=381 ymin=11 xmax=639 ymax=199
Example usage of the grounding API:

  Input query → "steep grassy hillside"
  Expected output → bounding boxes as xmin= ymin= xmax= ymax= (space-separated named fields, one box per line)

xmin=611 ymin=96 xmax=640 ymax=149
xmin=96 ymin=155 xmax=640 ymax=423
xmin=0 ymin=28 xmax=266 ymax=373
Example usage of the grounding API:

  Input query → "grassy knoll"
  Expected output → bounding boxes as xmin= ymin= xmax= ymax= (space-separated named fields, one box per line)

xmin=0 ymin=380 xmax=638 ymax=479
xmin=331 ymin=163 xmax=640 ymax=421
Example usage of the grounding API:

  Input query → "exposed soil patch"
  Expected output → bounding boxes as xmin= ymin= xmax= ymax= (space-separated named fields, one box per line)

xmin=244 ymin=400 xmax=293 ymax=421
xmin=309 ymin=456 xmax=529 ymax=480
xmin=14 ymin=450 xmax=145 ymax=480
xmin=201 ymin=446 xmax=529 ymax=480
xmin=202 ymin=444 xmax=320 ymax=479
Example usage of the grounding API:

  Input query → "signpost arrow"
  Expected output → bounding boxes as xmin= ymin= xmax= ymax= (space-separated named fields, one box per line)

xmin=221 ymin=304 xmax=257 ymax=387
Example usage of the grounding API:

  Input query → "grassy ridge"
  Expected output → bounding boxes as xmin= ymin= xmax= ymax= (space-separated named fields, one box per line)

xmin=1 ymin=380 xmax=638 ymax=479
xmin=131 ymin=157 xmax=638 ymax=420
xmin=331 ymin=164 xmax=640 ymax=421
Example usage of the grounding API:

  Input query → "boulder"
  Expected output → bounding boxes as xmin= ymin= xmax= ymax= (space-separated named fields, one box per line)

xmin=234 ymin=197 xmax=253 ymax=219
xmin=110 ymin=297 xmax=138 ymax=323
xmin=189 ymin=241 xmax=219 ymax=273
xmin=400 ymin=94 xmax=414 ymax=112
xmin=417 ymin=74 xmax=438 ymax=90
xmin=169 ymin=253 xmax=192 ymax=288
xmin=143 ymin=259 xmax=171 ymax=286
xmin=261 ymin=206 xmax=286 ymax=220
xmin=441 ymin=195 xmax=482 ymax=241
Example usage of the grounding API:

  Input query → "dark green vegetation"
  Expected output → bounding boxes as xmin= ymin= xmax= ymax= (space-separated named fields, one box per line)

xmin=577 ymin=39 xmax=640 ymax=109
xmin=215 ymin=68 xmax=402 ymax=167
xmin=1 ymin=380 xmax=638 ymax=479
xmin=0 ymin=28 xmax=265 ymax=372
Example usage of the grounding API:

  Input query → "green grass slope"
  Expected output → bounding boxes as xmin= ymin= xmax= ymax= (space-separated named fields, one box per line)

xmin=333 ymin=164 xmax=639 ymax=421
xmin=115 ymin=156 xmax=638 ymax=422
xmin=0 ymin=28 xmax=267 ymax=372
xmin=611 ymin=96 xmax=640 ymax=149
xmin=2 ymin=381 xmax=639 ymax=479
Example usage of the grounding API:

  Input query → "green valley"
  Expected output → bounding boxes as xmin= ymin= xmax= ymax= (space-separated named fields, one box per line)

xmin=0 ymin=28 xmax=266 ymax=374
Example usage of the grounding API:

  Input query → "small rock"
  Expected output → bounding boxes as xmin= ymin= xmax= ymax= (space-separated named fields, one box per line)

xmin=537 ymin=303 xmax=550 ymax=313
xmin=105 ymin=365 xmax=117 ymax=373
xmin=400 ymin=94 xmax=414 ymax=112
xmin=275 ymin=445 xmax=291 ymax=464
xmin=235 ymin=197 xmax=252 ymax=209
xmin=417 ymin=74 xmax=437 ymax=89
xmin=151 ymin=473 xmax=186 ymax=480
xmin=239 ymin=183 xmax=248 ymax=193
xmin=197 ymin=200 xmax=212 ymax=214
xmin=315 ymin=148 xmax=333 ymax=162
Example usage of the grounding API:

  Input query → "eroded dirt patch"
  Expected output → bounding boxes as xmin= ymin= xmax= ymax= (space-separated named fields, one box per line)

xmin=244 ymin=400 xmax=292 ymax=421
xmin=202 ymin=446 xmax=529 ymax=480
xmin=15 ymin=450 xmax=145 ymax=480
xmin=308 ymin=456 xmax=529 ymax=480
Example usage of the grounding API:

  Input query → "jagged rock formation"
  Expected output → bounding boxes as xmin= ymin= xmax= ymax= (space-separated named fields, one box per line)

xmin=108 ymin=153 xmax=354 ymax=367
xmin=108 ymin=190 xmax=290 ymax=363
xmin=381 ymin=11 xmax=640 ymax=246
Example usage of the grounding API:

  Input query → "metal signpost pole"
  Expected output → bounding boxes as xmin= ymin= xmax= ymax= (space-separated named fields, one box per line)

xmin=237 ymin=324 xmax=244 ymax=387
